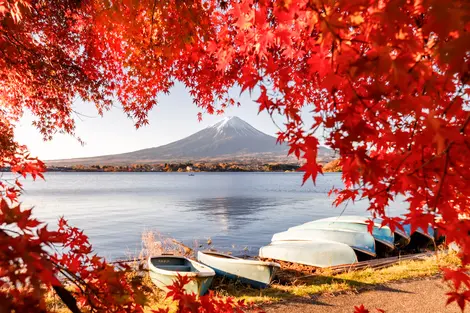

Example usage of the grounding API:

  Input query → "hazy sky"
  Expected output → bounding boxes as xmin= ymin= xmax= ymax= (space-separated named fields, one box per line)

xmin=15 ymin=83 xmax=316 ymax=160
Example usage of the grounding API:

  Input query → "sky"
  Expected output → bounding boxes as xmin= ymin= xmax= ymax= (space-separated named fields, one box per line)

xmin=14 ymin=82 xmax=315 ymax=160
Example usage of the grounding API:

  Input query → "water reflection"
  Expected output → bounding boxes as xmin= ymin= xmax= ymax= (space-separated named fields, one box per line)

xmin=184 ymin=197 xmax=278 ymax=231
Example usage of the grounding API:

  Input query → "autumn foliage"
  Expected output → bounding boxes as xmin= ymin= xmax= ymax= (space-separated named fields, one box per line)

xmin=0 ymin=196 xmax=150 ymax=312
xmin=152 ymin=275 xmax=259 ymax=313
xmin=1 ymin=0 xmax=470 ymax=311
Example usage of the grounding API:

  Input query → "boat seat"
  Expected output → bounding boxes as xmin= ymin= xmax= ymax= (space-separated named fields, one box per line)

xmin=158 ymin=265 xmax=192 ymax=272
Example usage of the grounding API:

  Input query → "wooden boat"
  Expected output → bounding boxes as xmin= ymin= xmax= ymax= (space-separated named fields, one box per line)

xmin=148 ymin=255 xmax=215 ymax=296
xmin=197 ymin=251 xmax=280 ymax=288
xmin=289 ymin=220 xmax=395 ymax=251
xmin=259 ymin=240 xmax=358 ymax=267
xmin=311 ymin=215 xmax=411 ymax=247
xmin=271 ymin=228 xmax=376 ymax=257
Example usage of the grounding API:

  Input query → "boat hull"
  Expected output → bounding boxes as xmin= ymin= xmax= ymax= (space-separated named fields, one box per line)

xmin=401 ymin=224 xmax=435 ymax=251
xmin=259 ymin=240 xmax=358 ymax=267
xmin=148 ymin=256 xmax=215 ymax=296
xmin=197 ymin=251 xmax=280 ymax=289
xmin=312 ymin=215 xmax=411 ymax=247
xmin=289 ymin=221 xmax=395 ymax=251
xmin=272 ymin=228 xmax=376 ymax=256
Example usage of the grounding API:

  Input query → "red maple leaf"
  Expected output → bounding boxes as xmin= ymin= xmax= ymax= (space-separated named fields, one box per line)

xmin=443 ymin=268 xmax=470 ymax=290
xmin=353 ymin=304 xmax=370 ymax=313
xmin=446 ymin=291 xmax=470 ymax=311
xmin=403 ymin=210 xmax=434 ymax=235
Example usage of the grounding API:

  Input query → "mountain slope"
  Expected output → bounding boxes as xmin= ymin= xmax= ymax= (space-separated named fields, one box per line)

xmin=48 ymin=116 xmax=334 ymax=165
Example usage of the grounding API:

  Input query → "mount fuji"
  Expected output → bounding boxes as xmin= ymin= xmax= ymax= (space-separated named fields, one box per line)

xmin=48 ymin=116 xmax=334 ymax=165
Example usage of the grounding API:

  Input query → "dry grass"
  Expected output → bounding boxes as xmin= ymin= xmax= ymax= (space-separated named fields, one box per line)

xmin=222 ymin=250 xmax=461 ymax=303
xmin=139 ymin=230 xmax=197 ymax=260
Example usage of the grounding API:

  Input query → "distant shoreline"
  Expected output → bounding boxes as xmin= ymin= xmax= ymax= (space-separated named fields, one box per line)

xmin=44 ymin=163 xmax=302 ymax=173
xmin=1 ymin=160 xmax=342 ymax=173
xmin=43 ymin=169 xmax=304 ymax=173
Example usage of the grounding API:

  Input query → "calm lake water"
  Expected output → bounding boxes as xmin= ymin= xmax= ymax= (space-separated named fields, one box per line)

xmin=15 ymin=172 xmax=407 ymax=260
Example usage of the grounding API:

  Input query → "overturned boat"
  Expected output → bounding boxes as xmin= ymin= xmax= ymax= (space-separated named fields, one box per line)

xmin=309 ymin=215 xmax=411 ymax=248
xmin=272 ymin=228 xmax=376 ymax=258
xmin=401 ymin=224 xmax=435 ymax=251
xmin=259 ymin=240 xmax=358 ymax=267
xmin=197 ymin=251 xmax=280 ymax=288
xmin=289 ymin=220 xmax=395 ymax=254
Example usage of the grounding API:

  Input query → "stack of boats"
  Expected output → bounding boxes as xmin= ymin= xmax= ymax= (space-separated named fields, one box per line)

xmin=259 ymin=215 xmax=435 ymax=267
xmin=147 ymin=215 xmax=435 ymax=295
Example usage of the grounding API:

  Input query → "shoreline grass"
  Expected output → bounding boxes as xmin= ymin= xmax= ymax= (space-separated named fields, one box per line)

xmin=218 ymin=251 xmax=460 ymax=304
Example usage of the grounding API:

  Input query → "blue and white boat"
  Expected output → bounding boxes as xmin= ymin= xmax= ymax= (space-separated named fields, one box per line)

xmin=289 ymin=220 xmax=395 ymax=251
xmin=401 ymin=223 xmax=435 ymax=250
xmin=259 ymin=240 xmax=358 ymax=267
xmin=271 ymin=228 xmax=376 ymax=257
xmin=402 ymin=224 xmax=434 ymax=239
xmin=312 ymin=215 xmax=411 ymax=247
xmin=197 ymin=251 xmax=280 ymax=288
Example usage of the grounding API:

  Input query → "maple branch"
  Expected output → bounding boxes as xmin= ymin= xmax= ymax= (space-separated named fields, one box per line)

xmin=72 ymin=110 xmax=99 ymax=121
xmin=449 ymin=159 xmax=470 ymax=181
xmin=50 ymin=260 xmax=88 ymax=293
xmin=408 ymin=142 xmax=454 ymax=177
xmin=443 ymin=77 xmax=469 ymax=116
xmin=460 ymin=112 xmax=470 ymax=134
xmin=464 ymin=140 xmax=470 ymax=152
xmin=394 ymin=151 xmax=413 ymax=175
xmin=346 ymin=74 xmax=367 ymax=106
xmin=420 ymin=146 xmax=431 ymax=208
xmin=53 ymin=285 xmax=82 ymax=313
xmin=338 ymin=199 xmax=352 ymax=218
xmin=50 ymin=257 xmax=106 ymax=305
xmin=149 ymin=0 xmax=158 ymax=45
xmin=0 ymin=227 xmax=22 ymax=236
xmin=407 ymin=119 xmax=419 ymax=151
xmin=267 ymin=111 xmax=283 ymax=133
xmin=53 ymin=264 xmax=102 ymax=312
xmin=433 ymin=150 xmax=450 ymax=212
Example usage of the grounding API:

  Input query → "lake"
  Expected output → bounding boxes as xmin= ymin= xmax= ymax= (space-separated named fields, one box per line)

xmin=16 ymin=172 xmax=407 ymax=260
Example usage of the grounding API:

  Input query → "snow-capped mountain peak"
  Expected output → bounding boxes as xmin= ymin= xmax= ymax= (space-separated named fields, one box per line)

xmin=208 ymin=116 xmax=264 ymax=137
xmin=47 ymin=116 xmax=335 ymax=165
xmin=210 ymin=116 xmax=236 ymax=128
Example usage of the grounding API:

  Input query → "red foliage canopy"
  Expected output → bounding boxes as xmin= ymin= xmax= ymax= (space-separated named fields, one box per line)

xmin=1 ymin=0 xmax=469 ymax=311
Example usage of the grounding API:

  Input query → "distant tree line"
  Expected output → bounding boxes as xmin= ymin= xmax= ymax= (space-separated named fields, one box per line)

xmin=3 ymin=160 xmax=342 ymax=173
xmin=45 ymin=162 xmax=303 ymax=173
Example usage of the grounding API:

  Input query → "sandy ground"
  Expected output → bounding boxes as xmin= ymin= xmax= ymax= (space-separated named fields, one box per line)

xmin=263 ymin=277 xmax=468 ymax=313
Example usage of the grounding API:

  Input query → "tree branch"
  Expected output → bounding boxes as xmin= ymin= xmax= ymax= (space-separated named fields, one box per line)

xmin=53 ymin=285 xmax=82 ymax=313
xmin=149 ymin=0 xmax=158 ymax=45
xmin=433 ymin=150 xmax=450 ymax=212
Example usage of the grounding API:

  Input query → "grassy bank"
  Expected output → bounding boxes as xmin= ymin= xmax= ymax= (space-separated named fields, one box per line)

xmin=46 ymin=232 xmax=461 ymax=312
xmin=46 ymin=250 xmax=460 ymax=312
xmin=209 ymin=251 xmax=459 ymax=304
